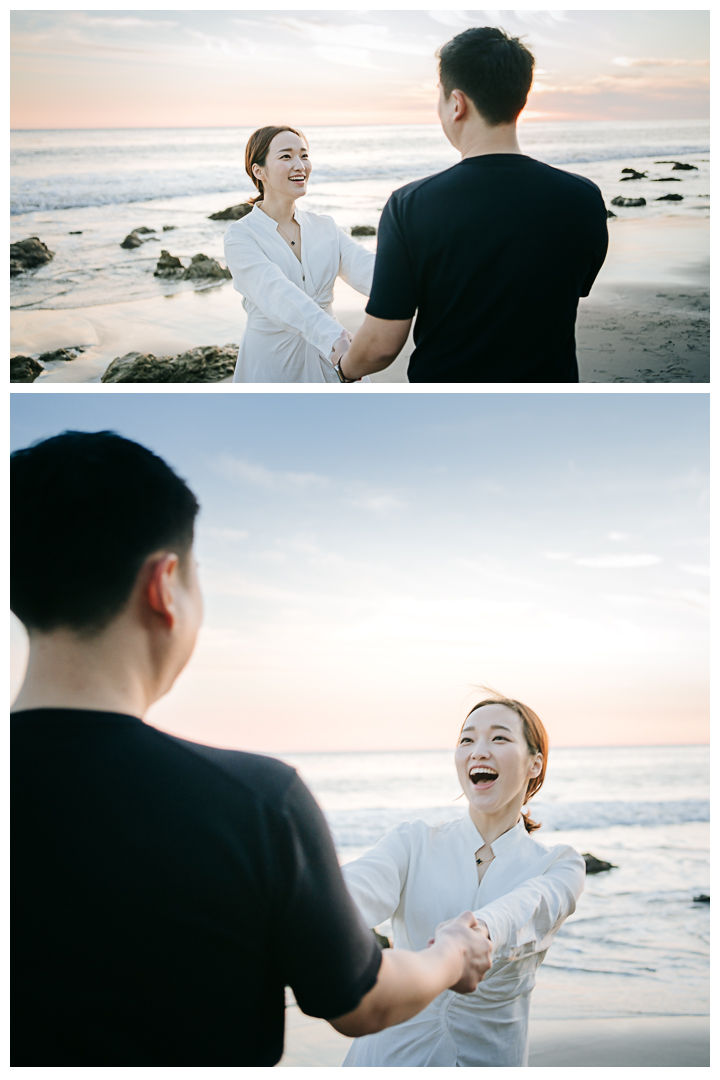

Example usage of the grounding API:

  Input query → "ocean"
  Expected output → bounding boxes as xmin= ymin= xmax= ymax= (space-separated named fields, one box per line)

xmin=10 ymin=119 xmax=710 ymax=312
xmin=277 ymin=744 xmax=709 ymax=1021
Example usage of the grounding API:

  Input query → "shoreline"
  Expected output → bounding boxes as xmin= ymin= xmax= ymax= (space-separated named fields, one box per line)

xmin=10 ymin=218 xmax=708 ymax=384
xmin=278 ymin=1007 xmax=710 ymax=1067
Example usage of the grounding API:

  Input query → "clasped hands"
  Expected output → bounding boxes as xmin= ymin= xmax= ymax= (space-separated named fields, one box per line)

xmin=429 ymin=912 xmax=492 ymax=993
xmin=330 ymin=330 xmax=356 ymax=381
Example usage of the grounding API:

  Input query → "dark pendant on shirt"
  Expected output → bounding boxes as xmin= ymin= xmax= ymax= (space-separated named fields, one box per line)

xmin=291 ymin=241 xmax=295 ymax=245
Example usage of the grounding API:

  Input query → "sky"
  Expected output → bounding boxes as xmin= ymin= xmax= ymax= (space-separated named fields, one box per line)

xmin=10 ymin=8 xmax=709 ymax=128
xmin=10 ymin=392 xmax=709 ymax=753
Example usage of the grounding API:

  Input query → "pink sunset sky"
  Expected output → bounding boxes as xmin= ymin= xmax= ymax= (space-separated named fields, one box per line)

xmin=10 ymin=8 xmax=709 ymax=129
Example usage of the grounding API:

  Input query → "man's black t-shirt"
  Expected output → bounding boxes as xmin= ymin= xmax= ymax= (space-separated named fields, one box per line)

xmin=11 ymin=709 xmax=381 ymax=1066
xmin=366 ymin=154 xmax=609 ymax=383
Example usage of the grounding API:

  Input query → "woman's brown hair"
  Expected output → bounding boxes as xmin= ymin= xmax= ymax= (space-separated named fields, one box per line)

xmin=461 ymin=693 xmax=548 ymax=832
xmin=245 ymin=125 xmax=307 ymax=205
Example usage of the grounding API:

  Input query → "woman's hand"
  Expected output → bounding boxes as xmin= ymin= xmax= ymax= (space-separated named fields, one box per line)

xmin=430 ymin=911 xmax=492 ymax=994
xmin=330 ymin=330 xmax=355 ymax=379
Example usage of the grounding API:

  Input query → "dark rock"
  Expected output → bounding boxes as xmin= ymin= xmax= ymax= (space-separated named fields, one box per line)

xmin=606 ymin=210 xmax=617 ymax=219
xmin=610 ymin=197 xmax=647 ymax=208
xmin=69 ymin=230 xmax=83 ymax=234
xmin=162 ymin=225 xmax=177 ymax=231
xmin=10 ymin=236 xmax=55 ymax=276
xmin=582 ymin=853 xmax=617 ymax=875
xmin=101 ymin=343 xmax=239 ymax=383
xmin=693 ymin=894 xmax=709 ymax=903
xmin=656 ymin=194 xmax=683 ymax=201
xmin=182 ymin=254 xmax=232 ymax=281
xmin=351 ymin=225 xmax=377 ymax=236
xmin=134 ymin=226 xmax=156 ymax=234
xmin=672 ymin=162 xmax=698 ymax=171
xmin=620 ymin=169 xmax=648 ymax=180
xmin=10 ymin=355 xmax=43 ymax=382
xmin=208 ymin=202 xmax=253 ymax=221
xmin=37 ymin=347 xmax=82 ymax=363
xmin=371 ymin=928 xmax=391 ymax=949
xmin=154 ymin=250 xmax=184 ymax=278
xmin=120 ymin=231 xmax=143 ymax=249
xmin=651 ymin=177 xmax=682 ymax=182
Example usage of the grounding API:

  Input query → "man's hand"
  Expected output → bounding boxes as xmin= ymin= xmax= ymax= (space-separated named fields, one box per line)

xmin=433 ymin=912 xmax=492 ymax=993
xmin=329 ymin=330 xmax=353 ymax=374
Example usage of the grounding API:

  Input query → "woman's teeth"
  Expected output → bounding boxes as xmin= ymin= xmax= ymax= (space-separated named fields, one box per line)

xmin=470 ymin=767 xmax=498 ymax=785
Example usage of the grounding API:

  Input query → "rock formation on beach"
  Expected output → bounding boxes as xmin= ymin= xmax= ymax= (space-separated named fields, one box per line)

xmin=10 ymin=355 xmax=44 ymax=382
xmin=182 ymin=254 xmax=231 ymax=281
xmin=655 ymin=161 xmax=699 ymax=170
xmin=101 ymin=343 xmax=239 ymax=383
xmin=656 ymin=194 xmax=683 ymax=202
xmin=652 ymin=177 xmax=682 ymax=182
xmin=208 ymin=202 xmax=253 ymax=221
xmin=38 ymin=347 xmax=83 ymax=364
xmin=620 ymin=168 xmax=648 ymax=180
xmin=10 ymin=237 xmax=55 ymax=276
xmin=611 ymin=196 xmax=647 ymax=208
xmin=606 ymin=210 xmax=617 ymax=218
xmin=120 ymin=227 xmax=157 ymax=249
xmin=582 ymin=853 xmax=617 ymax=875
xmin=351 ymin=225 xmax=377 ymax=236
xmin=154 ymin=250 xmax=184 ymax=278
xmin=162 ymin=225 xmax=177 ymax=231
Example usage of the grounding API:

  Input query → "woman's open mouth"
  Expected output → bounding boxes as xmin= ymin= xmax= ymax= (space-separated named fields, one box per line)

xmin=289 ymin=175 xmax=306 ymax=184
xmin=469 ymin=766 xmax=498 ymax=789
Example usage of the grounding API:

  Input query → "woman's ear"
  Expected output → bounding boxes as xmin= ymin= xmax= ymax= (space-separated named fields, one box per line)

xmin=529 ymin=753 xmax=543 ymax=778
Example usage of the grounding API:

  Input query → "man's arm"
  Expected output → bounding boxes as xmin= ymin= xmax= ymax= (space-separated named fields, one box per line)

xmin=337 ymin=314 xmax=412 ymax=381
xmin=328 ymin=911 xmax=491 ymax=1037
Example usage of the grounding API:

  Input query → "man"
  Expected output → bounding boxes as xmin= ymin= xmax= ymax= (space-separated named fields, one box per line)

xmin=11 ymin=431 xmax=491 ymax=1066
xmin=336 ymin=27 xmax=608 ymax=383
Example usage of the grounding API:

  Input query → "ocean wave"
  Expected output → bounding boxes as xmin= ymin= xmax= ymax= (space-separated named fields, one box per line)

xmin=326 ymin=799 xmax=708 ymax=848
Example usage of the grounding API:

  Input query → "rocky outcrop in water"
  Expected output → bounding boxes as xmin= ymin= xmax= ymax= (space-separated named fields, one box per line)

xmin=656 ymin=193 xmax=683 ymax=202
xmin=182 ymin=254 xmax=231 ymax=281
xmin=208 ymin=202 xmax=253 ymax=221
xmin=655 ymin=161 xmax=698 ymax=171
xmin=101 ymin=343 xmax=238 ymax=383
xmin=582 ymin=853 xmax=617 ymax=875
xmin=10 ymin=355 xmax=44 ymax=382
xmin=620 ymin=168 xmax=648 ymax=180
xmin=154 ymin=250 xmax=184 ymax=278
xmin=11 ymin=237 xmax=55 ymax=276
xmin=606 ymin=210 xmax=617 ymax=218
xmin=38 ymin=347 xmax=82 ymax=364
xmin=693 ymin=894 xmax=709 ymax=903
xmin=120 ymin=227 xmax=157 ymax=249
xmin=652 ymin=177 xmax=682 ymax=182
xmin=610 ymin=196 xmax=647 ymax=208
xmin=351 ymin=225 xmax=377 ymax=236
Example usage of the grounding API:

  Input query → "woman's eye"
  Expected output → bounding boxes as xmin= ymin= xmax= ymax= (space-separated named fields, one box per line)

xmin=493 ymin=735 xmax=508 ymax=741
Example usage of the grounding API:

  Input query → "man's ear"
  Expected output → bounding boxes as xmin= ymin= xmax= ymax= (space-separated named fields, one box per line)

xmin=452 ymin=89 xmax=469 ymax=121
xmin=146 ymin=553 xmax=180 ymax=629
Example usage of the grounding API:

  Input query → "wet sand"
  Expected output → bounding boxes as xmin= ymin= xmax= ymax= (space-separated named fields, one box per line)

xmin=278 ymin=1005 xmax=710 ymax=1067
xmin=10 ymin=218 xmax=708 ymax=384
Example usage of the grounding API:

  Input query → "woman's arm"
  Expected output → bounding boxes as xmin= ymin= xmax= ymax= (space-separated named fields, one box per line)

xmin=342 ymin=826 xmax=412 ymax=929
xmin=474 ymin=847 xmax=586 ymax=962
xmin=337 ymin=229 xmax=376 ymax=296
xmin=224 ymin=232 xmax=346 ymax=359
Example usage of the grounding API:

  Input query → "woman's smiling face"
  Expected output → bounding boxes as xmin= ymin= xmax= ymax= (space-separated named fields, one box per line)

xmin=254 ymin=131 xmax=311 ymax=201
xmin=455 ymin=703 xmax=543 ymax=818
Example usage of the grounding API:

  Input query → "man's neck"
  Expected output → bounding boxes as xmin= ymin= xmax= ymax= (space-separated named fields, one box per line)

xmin=457 ymin=121 xmax=522 ymax=161
xmin=12 ymin=625 xmax=156 ymax=718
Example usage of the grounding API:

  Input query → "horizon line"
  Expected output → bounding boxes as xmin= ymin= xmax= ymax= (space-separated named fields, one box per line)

xmin=239 ymin=742 xmax=710 ymax=757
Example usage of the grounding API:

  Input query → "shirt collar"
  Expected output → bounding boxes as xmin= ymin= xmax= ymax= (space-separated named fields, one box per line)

xmin=462 ymin=813 xmax=528 ymax=855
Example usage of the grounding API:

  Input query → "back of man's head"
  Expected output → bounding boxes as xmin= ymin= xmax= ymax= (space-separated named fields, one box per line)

xmin=11 ymin=431 xmax=200 ymax=634
xmin=438 ymin=27 xmax=535 ymax=126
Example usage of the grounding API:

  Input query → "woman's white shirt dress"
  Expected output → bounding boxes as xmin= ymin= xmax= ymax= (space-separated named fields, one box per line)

xmin=223 ymin=205 xmax=375 ymax=383
xmin=341 ymin=815 xmax=585 ymax=1067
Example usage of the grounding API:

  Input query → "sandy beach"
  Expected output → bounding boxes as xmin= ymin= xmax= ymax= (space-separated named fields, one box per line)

xmin=279 ymin=1004 xmax=710 ymax=1067
xmin=10 ymin=217 xmax=708 ymax=384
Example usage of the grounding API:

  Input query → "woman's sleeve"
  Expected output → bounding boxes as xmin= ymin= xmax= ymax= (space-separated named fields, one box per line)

xmin=224 ymin=230 xmax=345 ymax=360
xmin=337 ymin=229 xmax=376 ymax=296
xmin=474 ymin=847 xmax=586 ymax=962
xmin=341 ymin=826 xmax=411 ymax=929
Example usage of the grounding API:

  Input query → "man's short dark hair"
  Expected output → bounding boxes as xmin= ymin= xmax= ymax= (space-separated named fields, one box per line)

xmin=438 ymin=27 xmax=535 ymax=126
xmin=11 ymin=431 xmax=200 ymax=633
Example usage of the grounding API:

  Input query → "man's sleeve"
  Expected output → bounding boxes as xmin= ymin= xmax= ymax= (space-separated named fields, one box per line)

xmin=271 ymin=774 xmax=382 ymax=1020
xmin=365 ymin=194 xmax=418 ymax=320
xmin=579 ymin=199 xmax=609 ymax=297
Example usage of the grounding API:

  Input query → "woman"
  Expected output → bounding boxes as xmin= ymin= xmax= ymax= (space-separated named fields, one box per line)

xmin=341 ymin=695 xmax=585 ymax=1067
xmin=223 ymin=126 xmax=374 ymax=383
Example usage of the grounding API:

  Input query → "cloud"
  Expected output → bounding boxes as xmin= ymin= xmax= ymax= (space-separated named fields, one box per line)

xmin=608 ymin=531 xmax=631 ymax=542
xmin=543 ymin=551 xmax=571 ymax=561
xmin=678 ymin=564 xmax=710 ymax=577
xmin=350 ymin=494 xmax=406 ymax=513
xmin=575 ymin=554 xmax=662 ymax=569
xmin=214 ymin=455 xmax=329 ymax=493
xmin=613 ymin=56 xmax=709 ymax=68
xmin=203 ymin=528 xmax=250 ymax=542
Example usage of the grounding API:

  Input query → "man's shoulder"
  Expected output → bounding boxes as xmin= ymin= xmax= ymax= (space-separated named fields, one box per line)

xmin=388 ymin=164 xmax=463 ymax=206
xmin=529 ymin=158 xmax=604 ymax=202
xmin=160 ymin=731 xmax=299 ymax=808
